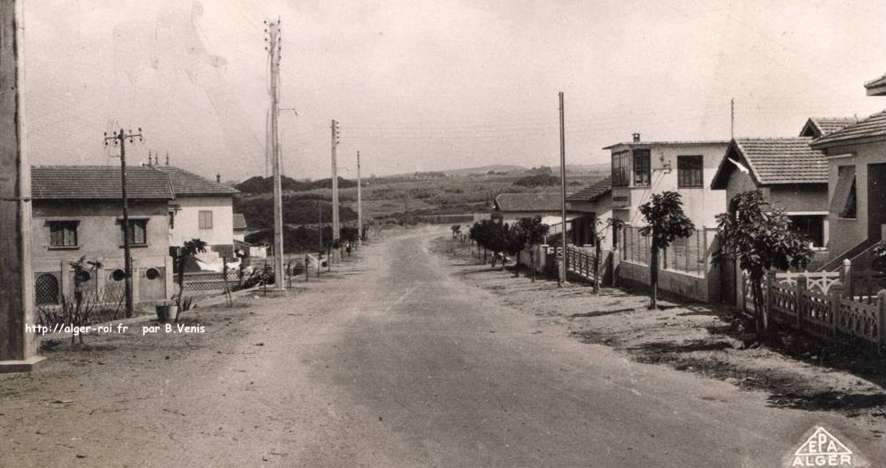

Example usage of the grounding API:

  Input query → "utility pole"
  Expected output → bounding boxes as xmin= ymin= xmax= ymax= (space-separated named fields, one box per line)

xmin=0 ymin=0 xmax=43 ymax=372
xmin=265 ymin=18 xmax=285 ymax=290
xmin=104 ymin=128 xmax=143 ymax=317
xmin=730 ymin=97 xmax=735 ymax=139
xmin=330 ymin=119 xmax=341 ymax=247
xmin=356 ymin=150 xmax=362 ymax=247
xmin=558 ymin=91 xmax=568 ymax=287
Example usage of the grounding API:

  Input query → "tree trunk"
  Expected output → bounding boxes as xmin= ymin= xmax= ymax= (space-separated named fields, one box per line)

xmin=530 ymin=250 xmax=536 ymax=282
xmin=176 ymin=254 xmax=186 ymax=309
xmin=649 ymin=245 xmax=659 ymax=309
xmin=513 ymin=253 xmax=520 ymax=277
xmin=593 ymin=241 xmax=602 ymax=294
xmin=752 ymin=281 xmax=765 ymax=336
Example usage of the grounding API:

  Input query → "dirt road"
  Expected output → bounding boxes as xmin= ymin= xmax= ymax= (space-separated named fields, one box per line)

xmin=1 ymin=227 xmax=882 ymax=467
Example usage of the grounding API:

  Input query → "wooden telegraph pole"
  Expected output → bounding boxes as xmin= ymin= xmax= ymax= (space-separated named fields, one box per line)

xmin=0 ymin=0 xmax=43 ymax=372
xmin=330 ymin=120 xmax=341 ymax=249
xmin=104 ymin=128 xmax=143 ymax=317
xmin=558 ymin=92 xmax=568 ymax=287
xmin=265 ymin=18 xmax=285 ymax=291
xmin=356 ymin=150 xmax=362 ymax=247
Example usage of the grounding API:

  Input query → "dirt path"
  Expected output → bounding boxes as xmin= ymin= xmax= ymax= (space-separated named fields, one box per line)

xmin=1 ymin=226 xmax=883 ymax=467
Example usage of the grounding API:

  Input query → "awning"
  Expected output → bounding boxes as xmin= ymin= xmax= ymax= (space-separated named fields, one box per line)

xmin=829 ymin=166 xmax=856 ymax=217
xmin=540 ymin=214 xmax=580 ymax=226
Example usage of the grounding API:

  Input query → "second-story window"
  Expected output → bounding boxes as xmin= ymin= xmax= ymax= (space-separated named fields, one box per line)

xmin=49 ymin=221 xmax=79 ymax=248
xmin=121 ymin=219 xmax=148 ymax=246
xmin=612 ymin=151 xmax=629 ymax=186
xmin=677 ymin=155 xmax=704 ymax=188
xmin=199 ymin=210 xmax=213 ymax=229
xmin=633 ymin=149 xmax=651 ymax=186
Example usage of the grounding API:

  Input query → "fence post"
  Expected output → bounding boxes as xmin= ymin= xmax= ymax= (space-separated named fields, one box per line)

xmin=828 ymin=284 xmax=843 ymax=336
xmin=841 ymin=258 xmax=852 ymax=298
xmin=765 ymin=270 xmax=775 ymax=331
xmin=796 ymin=276 xmax=807 ymax=330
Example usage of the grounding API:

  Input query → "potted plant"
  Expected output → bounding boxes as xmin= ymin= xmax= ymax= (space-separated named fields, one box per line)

xmin=155 ymin=301 xmax=169 ymax=322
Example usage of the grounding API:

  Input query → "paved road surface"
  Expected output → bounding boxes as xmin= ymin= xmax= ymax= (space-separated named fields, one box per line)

xmin=2 ymin=227 xmax=880 ymax=467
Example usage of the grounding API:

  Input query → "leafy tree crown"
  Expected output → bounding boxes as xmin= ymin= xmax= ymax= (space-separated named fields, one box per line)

xmin=638 ymin=191 xmax=695 ymax=249
xmin=714 ymin=190 xmax=814 ymax=279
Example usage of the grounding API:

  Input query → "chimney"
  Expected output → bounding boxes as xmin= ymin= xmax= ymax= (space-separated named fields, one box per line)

xmin=632 ymin=132 xmax=641 ymax=143
xmin=216 ymin=174 xmax=221 ymax=183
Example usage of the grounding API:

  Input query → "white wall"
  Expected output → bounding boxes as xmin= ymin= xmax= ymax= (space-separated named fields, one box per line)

xmin=170 ymin=196 xmax=234 ymax=248
xmin=610 ymin=142 xmax=729 ymax=229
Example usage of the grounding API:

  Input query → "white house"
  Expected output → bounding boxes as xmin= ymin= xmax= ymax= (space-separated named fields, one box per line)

xmin=153 ymin=166 xmax=239 ymax=265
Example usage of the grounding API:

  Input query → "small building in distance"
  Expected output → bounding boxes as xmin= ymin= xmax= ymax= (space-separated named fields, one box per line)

xmin=493 ymin=192 xmax=576 ymax=237
xmin=30 ymin=166 xmax=175 ymax=307
xmin=565 ymin=177 xmax=613 ymax=250
xmin=233 ymin=213 xmax=248 ymax=242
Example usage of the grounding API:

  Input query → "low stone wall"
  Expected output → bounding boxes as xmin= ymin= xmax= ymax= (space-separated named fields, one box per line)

xmin=616 ymin=261 xmax=717 ymax=303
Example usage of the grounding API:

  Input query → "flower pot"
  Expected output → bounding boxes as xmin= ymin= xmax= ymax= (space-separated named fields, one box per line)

xmin=155 ymin=305 xmax=169 ymax=322
xmin=167 ymin=305 xmax=179 ymax=323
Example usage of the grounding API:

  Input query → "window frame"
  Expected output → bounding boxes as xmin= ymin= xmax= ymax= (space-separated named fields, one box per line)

xmin=119 ymin=218 xmax=149 ymax=247
xmin=787 ymin=213 xmax=827 ymax=249
xmin=48 ymin=220 xmax=79 ymax=249
xmin=611 ymin=151 xmax=629 ymax=187
xmin=632 ymin=149 xmax=651 ymax=187
xmin=677 ymin=155 xmax=704 ymax=188
xmin=198 ymin=210 xmax=214 ymax=230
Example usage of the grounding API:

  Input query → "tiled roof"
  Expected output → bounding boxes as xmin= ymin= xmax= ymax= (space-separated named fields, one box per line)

xmin=711 ymin=138 xmax=827 ymax=188
xmin=864 ymin=74 xmax=886 ymax=95
xmin=603 ymin=140 xmax=728 ymax=150
xmin=32 ymin=166 xmax=174 ymax=200
xmin=811 ymin=110 xmax=886 ymax=148
xmin=152 ymin=166 xmax=238 ymax=196
xmin=566 ymin=177 xmax=611 ymax=202
xmin=799 ymin=117 xmax=858 ymax=138
xmin=233 ymin=213 xmax=247 ymax=230
xmin=494 ymin=193 xmax=563 ymax=212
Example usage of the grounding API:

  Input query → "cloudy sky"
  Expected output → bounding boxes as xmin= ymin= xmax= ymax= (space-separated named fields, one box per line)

xmin=21 ymin=0 xmax=886 ymax=180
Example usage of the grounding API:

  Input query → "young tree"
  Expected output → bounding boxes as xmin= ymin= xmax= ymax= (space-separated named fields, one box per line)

xmin=503 ymin=223 xmax=526 ymax=277
xmin=175 ymin=239 xmax=208 ymax=310
xmin=639 ymin=191 xmax=696 ymax=309
xmin=715 ymin=190 xmax=814 ymax=337
xmin=515 ymin=216 xmax=550 ymax=282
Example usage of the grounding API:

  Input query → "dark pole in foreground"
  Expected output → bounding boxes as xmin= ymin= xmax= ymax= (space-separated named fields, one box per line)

xmin=104 ymin=128 xmax=143 ymax=318
xmin=558 ymin=92 xmax=568 ymax=287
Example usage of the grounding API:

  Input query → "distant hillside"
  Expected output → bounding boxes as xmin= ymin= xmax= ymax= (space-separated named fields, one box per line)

xmin=236 ymin=175 xmax=356 ymax=194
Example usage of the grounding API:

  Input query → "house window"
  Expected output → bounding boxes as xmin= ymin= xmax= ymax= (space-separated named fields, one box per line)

xmin=35 ymin=273 xmax=60 ymax=305
xmin=120 ymin=219 xmax=148 ymax=246
xmin=198 ymin=210 xmax=213 ymax=230
xmin=611 ymin=151 xmax=629 ymax=187
xmin=677 ymin=155 xmax=704 ymax=188
xmin=48 ymin=221 xmax=78 ymax=248
xmin=788 ymin=215 xmax=825 ymax=248
xmin=633 ymin=149 xmax=651 ymax=186
xmin=829 ymin=165 xmax=857 ymax=219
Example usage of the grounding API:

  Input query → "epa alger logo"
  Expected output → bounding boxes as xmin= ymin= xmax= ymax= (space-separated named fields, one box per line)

xmin=790 ymin=426 xmax=855 ymax=467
